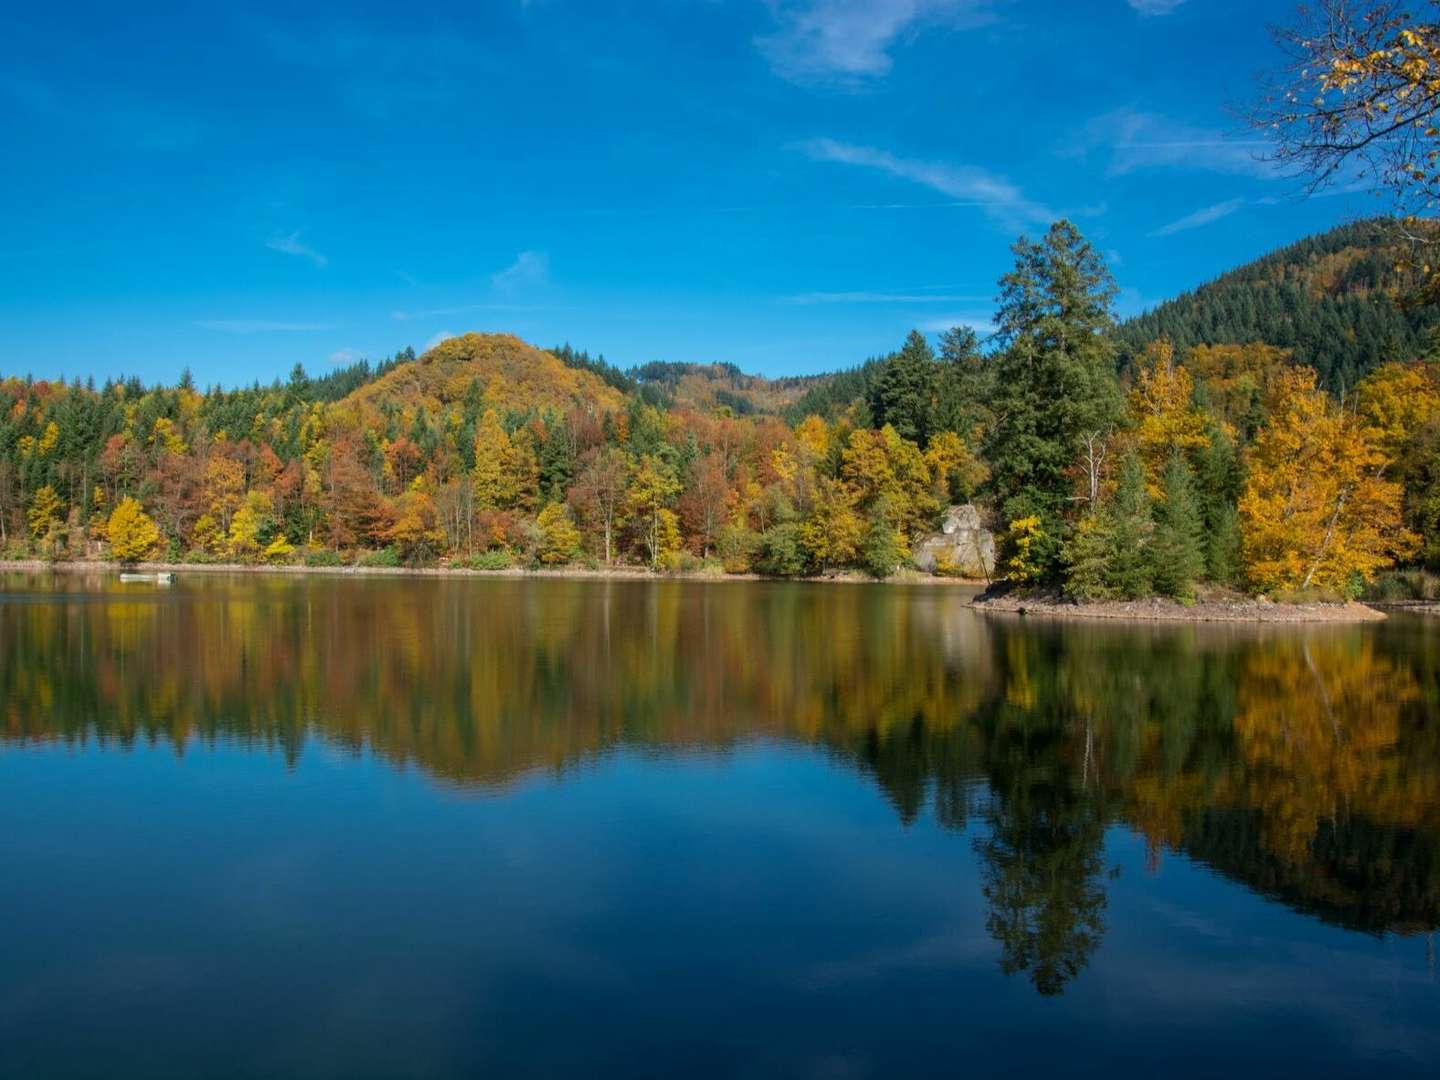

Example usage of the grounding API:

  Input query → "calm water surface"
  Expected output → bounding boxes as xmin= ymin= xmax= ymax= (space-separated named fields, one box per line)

xmin=2 ymin=572 xmax=1438 ymax=1077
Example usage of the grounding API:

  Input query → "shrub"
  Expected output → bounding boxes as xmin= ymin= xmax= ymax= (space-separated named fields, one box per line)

xmin=467 ymin=550 xmax=513 ymax=571
xmin=358 ymin=546 xmax=402 ymax=568
xmin=1364 ymin=569 xmax=1440 ymax=601
xmin=756 ymin=523 xmax=806 ymax=577
xmin=303 ymin=548 xmax=344 ymax=567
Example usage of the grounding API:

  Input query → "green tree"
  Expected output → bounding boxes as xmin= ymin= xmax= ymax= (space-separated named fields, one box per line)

xmin=1150 ymin=454 xmax=1206 ymax=602
xmin=860 ymin=495 xmax=907 ymax=579
xmin=986 ymin=221 xmax=1123 ymax=576
xmin=867 ymin=329 xmax=936 ymax=446
xmin=1107 ymin=453 xmax=1154 ymax=599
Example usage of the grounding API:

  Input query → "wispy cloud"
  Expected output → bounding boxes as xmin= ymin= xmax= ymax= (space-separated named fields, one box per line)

xmin=328 ymin=347 xmax=362 ymax=365
xmin=757 ymin=0 xmax=1000 ymax=87
xmin=490 ymin=250 xmax=550 ymax=290
xmin=391 ymin=302 xmax=544 ymax=321
xmin=424 ymin=331 xmax=457 ymax=351
xmin=1064 ymin=107 xmax=1272 ymax=178
xmin=265 ymin=230 xmax=328 ymax=268
xmin=194 ymin=319 xmax=338 ymax=334
xmin=921 ymin=315 xmax=997 ymax=334
xmin=783 ymin=290 xmax=988 ymax=304
xmin=1127 ymin=0 xmax=1186 ymax=14
xmin=798 ymin=137 xmax=1054 ymax=228
xmin=1148 ymin=197 xmax=1245 ymax=237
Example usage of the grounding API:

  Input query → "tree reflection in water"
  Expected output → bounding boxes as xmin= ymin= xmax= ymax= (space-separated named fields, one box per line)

xmin=3 ymin=572 xmax=1438 ymax=995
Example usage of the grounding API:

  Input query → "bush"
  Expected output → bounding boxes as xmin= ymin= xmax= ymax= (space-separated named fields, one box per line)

xmin=358 ymin=546 xmax=402 ymax=568
xmin=1365 ymin=569 xmax=1440 ymax=601
xmin=304 ymin=547 xmax=344 ymax=567
xmin=756 ymin=523 xmax=807 ymax=577
xmin=466 ymin=550 xmax=513 ymax=571
xmin=717 ymin=523 xmax=760 ymax=574
xmin=182 ymin=548 xmax=223 ymax=565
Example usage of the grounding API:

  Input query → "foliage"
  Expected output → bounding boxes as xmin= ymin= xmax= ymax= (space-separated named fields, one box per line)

xmin=534 ymin=503 xmax=582 ymax=565
xmin=358 ymin=546 xmax=402 ymax=568
xmin=106 ymin=496 xmax=161 ymax=563
xmin=987 ymin=220 xmax=1123 ymax=539
xmin=1239 ymin=367 xmax=1414 ymax=593
xmin=1117 ymin=222 xmax=1440 ymax=390
xmin=1150 ymin=454 xmax=1206 ymax=602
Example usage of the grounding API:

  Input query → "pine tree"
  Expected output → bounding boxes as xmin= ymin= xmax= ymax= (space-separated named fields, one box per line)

xmin=867 ymin=329 xmax=936 ymax=446
xmin=1151 ymin=454 xmax=1206 ymax=602
xmin=1107 ymin=453 xmax=1154 ymax=599
xmin=986 ymin=221 xmax=1123 ymax=578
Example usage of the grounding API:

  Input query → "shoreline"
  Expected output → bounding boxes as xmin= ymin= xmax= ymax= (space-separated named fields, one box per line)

xmin=0 ymin=561 xmax=1391 ymax=622
xmin=971 ymin=592 xmax=1386 ymax=624
xmin=0 ymin=558 xmax=987 ymax=588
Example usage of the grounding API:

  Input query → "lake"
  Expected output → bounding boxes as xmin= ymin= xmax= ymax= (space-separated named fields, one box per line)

xmin=2 ymin=572 xmax=1438 ymax=1077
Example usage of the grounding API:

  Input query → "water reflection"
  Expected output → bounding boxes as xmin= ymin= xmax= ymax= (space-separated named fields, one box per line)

xmin=3 ymin=572 xmax=1438 ymax=997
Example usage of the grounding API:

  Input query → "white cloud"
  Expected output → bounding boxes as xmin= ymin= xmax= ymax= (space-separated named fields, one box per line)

xmin=1065 ymin=107 xmax=1272 ymax=178
xmin=757 ymin=0 xmax=999 ymax=86
xmin=328 ymin=347 xmax=362 ymax=365
xmin=784 ymin=290 xmax=989 ymax=304
xmin=490 ymin=250 xmax=549 ymax=290
xmin=1127 ymin=0 xmax=1186 ymax=14
xmin=921 ymin=315 xmax=997 ymax=334
xmin=194 ymin=319 xmax=337 ymax=334
xmin=798 ymin=137 xmax=1054 ymax=228
xmin=1148 ymin=197 xmax=1245 ymax=237
xmin=391 ymin=302 xmax=544 ymax=321
xmin=265 ymin=230 xmax=328 ymax=268
xmin=424 ymin=331 xmax=457 ymax=351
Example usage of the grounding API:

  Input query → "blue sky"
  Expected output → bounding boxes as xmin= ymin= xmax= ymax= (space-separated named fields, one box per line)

xmin=1 ymin=0 xmax=1374 ymax=385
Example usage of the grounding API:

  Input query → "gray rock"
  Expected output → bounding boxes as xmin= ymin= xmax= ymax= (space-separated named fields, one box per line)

xmin=913 ymin=504 xmax=995 ymax=578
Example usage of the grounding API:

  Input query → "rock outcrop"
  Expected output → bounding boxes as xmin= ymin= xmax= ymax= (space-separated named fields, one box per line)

xmin=913 ymin=504 xmax=995 ymax=578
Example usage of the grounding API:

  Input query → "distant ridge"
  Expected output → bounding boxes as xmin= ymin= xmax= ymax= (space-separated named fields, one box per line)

xmin=1116 ymin=219 xmax=1440 ymax=390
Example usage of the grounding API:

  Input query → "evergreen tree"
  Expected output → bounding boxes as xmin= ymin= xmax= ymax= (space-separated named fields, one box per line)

xmin=1151 ymin=454 xmax=1206 ymax=602
xmin=986 ymin=221 xmax=1123 ymax=578
xmin=860 ymin=499 xmax=907 ymax=579
xmin=934 ymin=326 xmax=993 ymax=439
xmin=539 ymin=420 xmax=574 ymax=503
xmin=1107 ymin=453 xmax=1154 ymax=599
xmin=867 ymin=330 xmax=936 ymax=447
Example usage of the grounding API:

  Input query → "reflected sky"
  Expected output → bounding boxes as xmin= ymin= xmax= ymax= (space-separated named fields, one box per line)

xmin=2 ymin=574 xmax=1437 ymax=1077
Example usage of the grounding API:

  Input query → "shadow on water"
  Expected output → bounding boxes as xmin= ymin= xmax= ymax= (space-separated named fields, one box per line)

xmin=3 ymin=571 xmax=1439 ymax=999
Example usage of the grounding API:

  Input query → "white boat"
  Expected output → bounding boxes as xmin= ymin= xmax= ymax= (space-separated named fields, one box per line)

xmin=119 ymin=572 xmax=174 ymax=585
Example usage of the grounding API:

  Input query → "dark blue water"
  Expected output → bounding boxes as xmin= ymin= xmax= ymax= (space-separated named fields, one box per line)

xmin=1 ymin=573 xmax=1437 ymax=1077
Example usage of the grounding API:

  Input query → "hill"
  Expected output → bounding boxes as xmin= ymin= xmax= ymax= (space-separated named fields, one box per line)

xmin=1116 ymin=219 xmax=1440 ymax=390
xmin=339 ymin=333 xmax=627 ymax=420
xmin=629 ymin=361 xmax=824 ymax=415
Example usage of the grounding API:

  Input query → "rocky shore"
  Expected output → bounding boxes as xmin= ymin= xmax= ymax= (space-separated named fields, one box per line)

xmin=971 ymin=588 xmax=1385 ymax=623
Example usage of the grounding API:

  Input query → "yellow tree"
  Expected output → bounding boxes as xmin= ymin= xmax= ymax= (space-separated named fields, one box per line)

xmin=1356 ymin=361 xmax=1440 ymax=458
xmin=227 ymin=490 xmax=274 ymax=560
xmin=106 ymin=496 xmax=161 ymax=562
xmin=203 ymin=456 xmax=246 ymax=533
xmin=1130 ymin=339 xmax=1209 ymax=494
xmin=534 ymin=503 xmax=581 ymax=564
xmin=473 ymin=409 xmax=517 ymax=511
xmin=923 ymin=429 xmax=987 ymax=504
xmin=1239 ymin=367 xmax=1414 ymax=592
xmin=384 ymin=481 xmax=443 ymax=563
xmin=798 ymin=476 xmax=862 ymax=572
xmin=626 ymin=455 xmax=682 ymax=566
xmin=27 ymin=484 xmax=62 ymax=540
